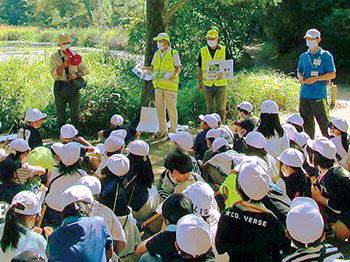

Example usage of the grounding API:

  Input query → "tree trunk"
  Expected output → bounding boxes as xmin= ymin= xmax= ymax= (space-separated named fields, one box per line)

xmin=141 ymin=0 xmax=165 ymax=106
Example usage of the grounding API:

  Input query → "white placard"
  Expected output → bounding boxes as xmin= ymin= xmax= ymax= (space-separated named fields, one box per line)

xmin=132 ymin=63 xmax=154 ymax=81
xmin=206 ymin=60 xmax=234 ymax=80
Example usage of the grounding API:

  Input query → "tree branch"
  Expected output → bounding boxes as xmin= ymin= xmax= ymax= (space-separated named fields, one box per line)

xmin=163 ymin=0 xmax=190 ymax=24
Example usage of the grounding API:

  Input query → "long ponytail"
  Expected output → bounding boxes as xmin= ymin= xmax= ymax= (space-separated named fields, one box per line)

xmin=0 ymin=203 xmax=27 ymax=252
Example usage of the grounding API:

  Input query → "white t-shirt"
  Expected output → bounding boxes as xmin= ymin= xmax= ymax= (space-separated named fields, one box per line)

xmin=206 ymin=208 xmax=221 ymax=241
xmin=264 ymin=131 xmax=290 ymax=159
xmin=0 ymin=224 xmax=47 ymax=262
xmin=45 ymin=168 xmax=87 ymax=211
xmin=151 ymin=47 xmax=182 ymax=67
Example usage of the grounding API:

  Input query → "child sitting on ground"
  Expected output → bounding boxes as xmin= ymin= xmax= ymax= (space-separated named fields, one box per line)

xmin=136 ymin=194 xmax=193 ymax=262
xmin=194 ymin=114 xmax=218 ymax=161
xmin=283 ymin=197 xmax=343 ymax=262
xmin=328 ymin=117 xmax=349 ymax=161
xmin=202 ymin=129 xmax=221 ymax=163
xmin=286 ymin=113 xmax=304 ymax=133
xmin=236 ymin=101 xmax=258 ymax=126
xmin=17 ymin=108 xmax=47 ymax=149
xmin=98 ymin=114 xmax=136 ymax=146
xmin=77 ymin=176 xmax=127 ymax=254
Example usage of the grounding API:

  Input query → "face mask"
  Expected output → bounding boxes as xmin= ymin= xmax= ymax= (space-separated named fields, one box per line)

xmin=306 ymin=40 xmax=318 ymax=49
xmin=62 ymin=44 xmax=72 ymax=51
xmin=157 ymin=42 xmax=164 ymax=50
xmin=207 ymin=40 xmax=217 ymax=48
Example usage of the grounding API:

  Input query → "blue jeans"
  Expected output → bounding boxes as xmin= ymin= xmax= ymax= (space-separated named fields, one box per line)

xmin=139 ymin=252 xmax=162 ymax=262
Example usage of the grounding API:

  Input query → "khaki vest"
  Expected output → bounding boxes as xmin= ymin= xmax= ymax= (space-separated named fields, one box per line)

xmin=201 ymin=45 xmax=227 ymax=87
xmin=152 ymin=49 xmax=179 ymax=92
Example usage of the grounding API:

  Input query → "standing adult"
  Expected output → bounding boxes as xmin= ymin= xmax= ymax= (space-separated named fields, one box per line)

xmin=146 ymin=33 xmax=182 ymax=138
xmin=297 ymin=28 xmax=336 ymax=139
xmin=50 ymin=33 xmax=89 ymax=129
xmin=198 ymin=29 xmax=232 ymax=122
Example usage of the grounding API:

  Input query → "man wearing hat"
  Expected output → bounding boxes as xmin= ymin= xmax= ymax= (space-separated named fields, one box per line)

xmin=50 ymin=33 xmax=89 ymax=129
xmin=297 ymin=28 xmax=336 ymax=139
xmin=198 ymin=29 xmax=232 ymax=122
xmin=145 ymin=32 xmax=182 ymax=138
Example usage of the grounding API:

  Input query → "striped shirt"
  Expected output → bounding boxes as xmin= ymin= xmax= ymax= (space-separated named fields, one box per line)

xmin=282 ymin=243 xmax=343 ymax=262
xmin=15 ymin=163 xmax=41 ymax=184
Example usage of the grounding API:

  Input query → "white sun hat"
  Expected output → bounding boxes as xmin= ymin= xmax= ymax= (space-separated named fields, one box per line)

xmin=168 ymin=131 xmax=194 ymax=151
xmin=110 ymin=129 xmax=127 ymax=140
xmin=60 ymin=124 xmax=78 ymax=139
xmin=61 ymin=185 xmax=94 ymax=211
xmin=11 ymin=191 xmax=41 ymax=216
xmin=25 ymin=108 xmax=47 ymax=122
xmin=331 ymin=117 xmax=348 ymax=133
xmin=78 ymin=176 xmax=102 ymax=195
xmin=9 ymin=139 xmax=31 ymax=152
xmin=128 ymin=140 xmax=149 ymax=156
xmin=277 ymin=148 xmax=305 ymax=168
xmin=110 ymin=114 xmax=124 ymax=126
xmin=107 ymin=154 xmax=130 ymax=177
xmin=307 ymin=137 xmax=336 ymax=160
xmin=238 ymin=101 xmax=253 ymax=113
xmin=199 ymin=114 xmax=219 ymax=129
xmin=206 ymin=129 xmax=221 ymax=139
xmin=295 ymin=132 xmax=310 ymax=148
xmin=282 ymin=124 xmax=298 ymax=142
xmin=261 ymin=100 xmax=278 ymax=114
xmin=104 ymin=136 xmax=124 ymax=153
xmin=212 ymin=137 xmax=229 ymax=152
xmin=244 ymin=131 xmax=266 ymax=149
xmin=60 ymin=142 xmax=81 ymax=166
xmin=286 ymin=113 xmax=304 ymax=127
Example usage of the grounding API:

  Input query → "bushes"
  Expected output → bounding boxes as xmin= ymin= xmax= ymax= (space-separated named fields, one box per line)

xmin=0 ymin=50 xmax=299 ymax=137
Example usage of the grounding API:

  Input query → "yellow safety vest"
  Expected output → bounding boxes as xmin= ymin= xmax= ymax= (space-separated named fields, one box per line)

xmin=219 ymin=172 xmax=242 ymax=208
xmin=152 ymin=49 xmax=179 ymax=92
xmin=201 ymin=45 xmax=228 ymax=87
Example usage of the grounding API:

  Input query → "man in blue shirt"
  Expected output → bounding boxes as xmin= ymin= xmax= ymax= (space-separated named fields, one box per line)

xmin=297 ymin=28 xmax=336 ymax=138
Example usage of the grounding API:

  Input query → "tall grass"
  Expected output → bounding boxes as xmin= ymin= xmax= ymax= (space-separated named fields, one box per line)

xmin=0 ymin=50 xmax=300 ymax=137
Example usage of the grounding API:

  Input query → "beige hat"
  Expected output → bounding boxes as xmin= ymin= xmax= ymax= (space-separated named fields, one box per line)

xmin=61 ymin=185 xmax=93 ymax=210
xmin=287 ymin=197 xmax=324 ymax=245
xmin=168 ymin=131 xmax=194 ymax=152
xmin=238 ymin=162 xmax=270 ymax=200
xmin=60 ymin=142 xmax=81 ymax=166
xmin=57 ymin=33 xmax=73 ymax=46
xmin=11 ymin=191 xmax=41 ymax=216
xmin=110 ymin=114 xmax=124 ymax=126
xmin=176 ymin=214 xmax=211 ymax=257
xmin=153 ymin=33 xmax=170 ymax=42
xmin=107 ymin=154 xmax=130 ymax=176
xmin=9 ymin=139 xmax=31 ymax=152
xmin=78 ymin=176 xmax=102 ymax=195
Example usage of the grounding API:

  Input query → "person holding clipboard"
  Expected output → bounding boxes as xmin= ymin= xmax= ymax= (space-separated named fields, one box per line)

xmin=297 ymin=28 xmax=336 ymax=139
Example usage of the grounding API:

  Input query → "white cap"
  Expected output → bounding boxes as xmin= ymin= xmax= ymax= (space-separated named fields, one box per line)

xmin=25 ymin=108 xmax=47 ymax=122
xmin=0 ymin=148 xmax=8 ymax=159
xmin=60 ymin=124 xmax=78 ymax=139
xmin=11 ymin=191 xmax=41 ymax=216
xmin=234 ymin=156 xmax=268 ymax=173
xmin=286 ymin=113 xmax=304 ymax=127
xmin=78 ymin=176 xmax=102 ymax=195
xmin=60 ymin=142 xmax=81 ymax=166
xmin=304 ymin=28 xmax=321 ymax=39
xmin=199 ymin=114 xmax=219 ymax=128
xmin=212 ymin=137 xmax=228 ymax=152
xmin=238 ymin=162 xmax=270 ymax=200
xmin=105 ymin=136 xmax=124 ymax=153
xmin=107 ymin=154 xmax=130 ymax=176
xmin=331 ymin=117 xmax=348 ymax=133
xmin=176 ymin=214 xmax=211 ymax=257
xmin=51 ymin=143 xmax=63 ymax=156
xmin=295 ymin=132 xmax=310 ymax=148
xmin=287 ymin=197 xmax=324 ymax=245
xmin=211 ymin=113 xmax=221 ymax=123
xmin=277 ymin=148 xmax=305 ymax=168
xmin=282 ymin=124 xmax=298 ymax=142
xmin=61 ymin=185 xmax=94 ymax=210
xmin=110 ymin=114 xmax=124 ymax=126
xmin=168 ymin=131 xmax=194 ymax=152
xmin=128 ymin=140 xmax=149 ymax=156
xmin=183 ymin=181 xmax=215 ymax=216
xmin=206 ymin=129 xmax=221 ymax=139
xmin=110 ymin=129 xmax=127 ymax=140
xmin=307 ymin=137 xmax=336 ymax=160
xmin=238 ymin=101 xmax=253 ymax=113
xmin=9 ymin=139 xmax=31 ymax=152
xmin=261 ymin=100 xmax=278 ymax=114
xmin=244 ymin=131 xmax=266 ymax=149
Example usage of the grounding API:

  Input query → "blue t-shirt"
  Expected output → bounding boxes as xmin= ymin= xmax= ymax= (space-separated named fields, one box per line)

xmin=47 ymin=216 xmax=112 ymax=262
xmin=297 ymin=47 xmax=336 ymax=99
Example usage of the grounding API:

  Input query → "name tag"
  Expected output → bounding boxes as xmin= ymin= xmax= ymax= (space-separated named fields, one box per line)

xmin=311 ymin=71 xmax=319 ymax=77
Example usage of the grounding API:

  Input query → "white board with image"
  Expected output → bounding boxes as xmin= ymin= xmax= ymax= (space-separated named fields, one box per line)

xmin=206 ymin=59 xmax=234 ymax=80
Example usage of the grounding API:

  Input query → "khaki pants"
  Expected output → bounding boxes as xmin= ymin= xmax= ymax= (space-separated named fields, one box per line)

xmin=155 ymin=89 xmax=178 ymax=134
xmin=204 ymin=85 xmax=227 ymax=122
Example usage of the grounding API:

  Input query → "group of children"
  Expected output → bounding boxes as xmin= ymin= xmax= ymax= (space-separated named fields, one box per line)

xmin=0 ymin=100 xmax=350 ymax=262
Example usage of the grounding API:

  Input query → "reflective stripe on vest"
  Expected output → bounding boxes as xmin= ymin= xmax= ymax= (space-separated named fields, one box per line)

xmin=152 ymin=49 xmax=179 ymax=92
xmin=201 ymin=45 xmax=228 ymax=87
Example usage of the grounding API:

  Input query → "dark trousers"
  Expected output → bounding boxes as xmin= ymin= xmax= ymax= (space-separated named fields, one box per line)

xmin=204 ymin=85 xmax=227 ymax=121
xmin=299 ymin=98 xmax=330 ymax=139
xmin=54 ymin=80 xmax=80 ymax=129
